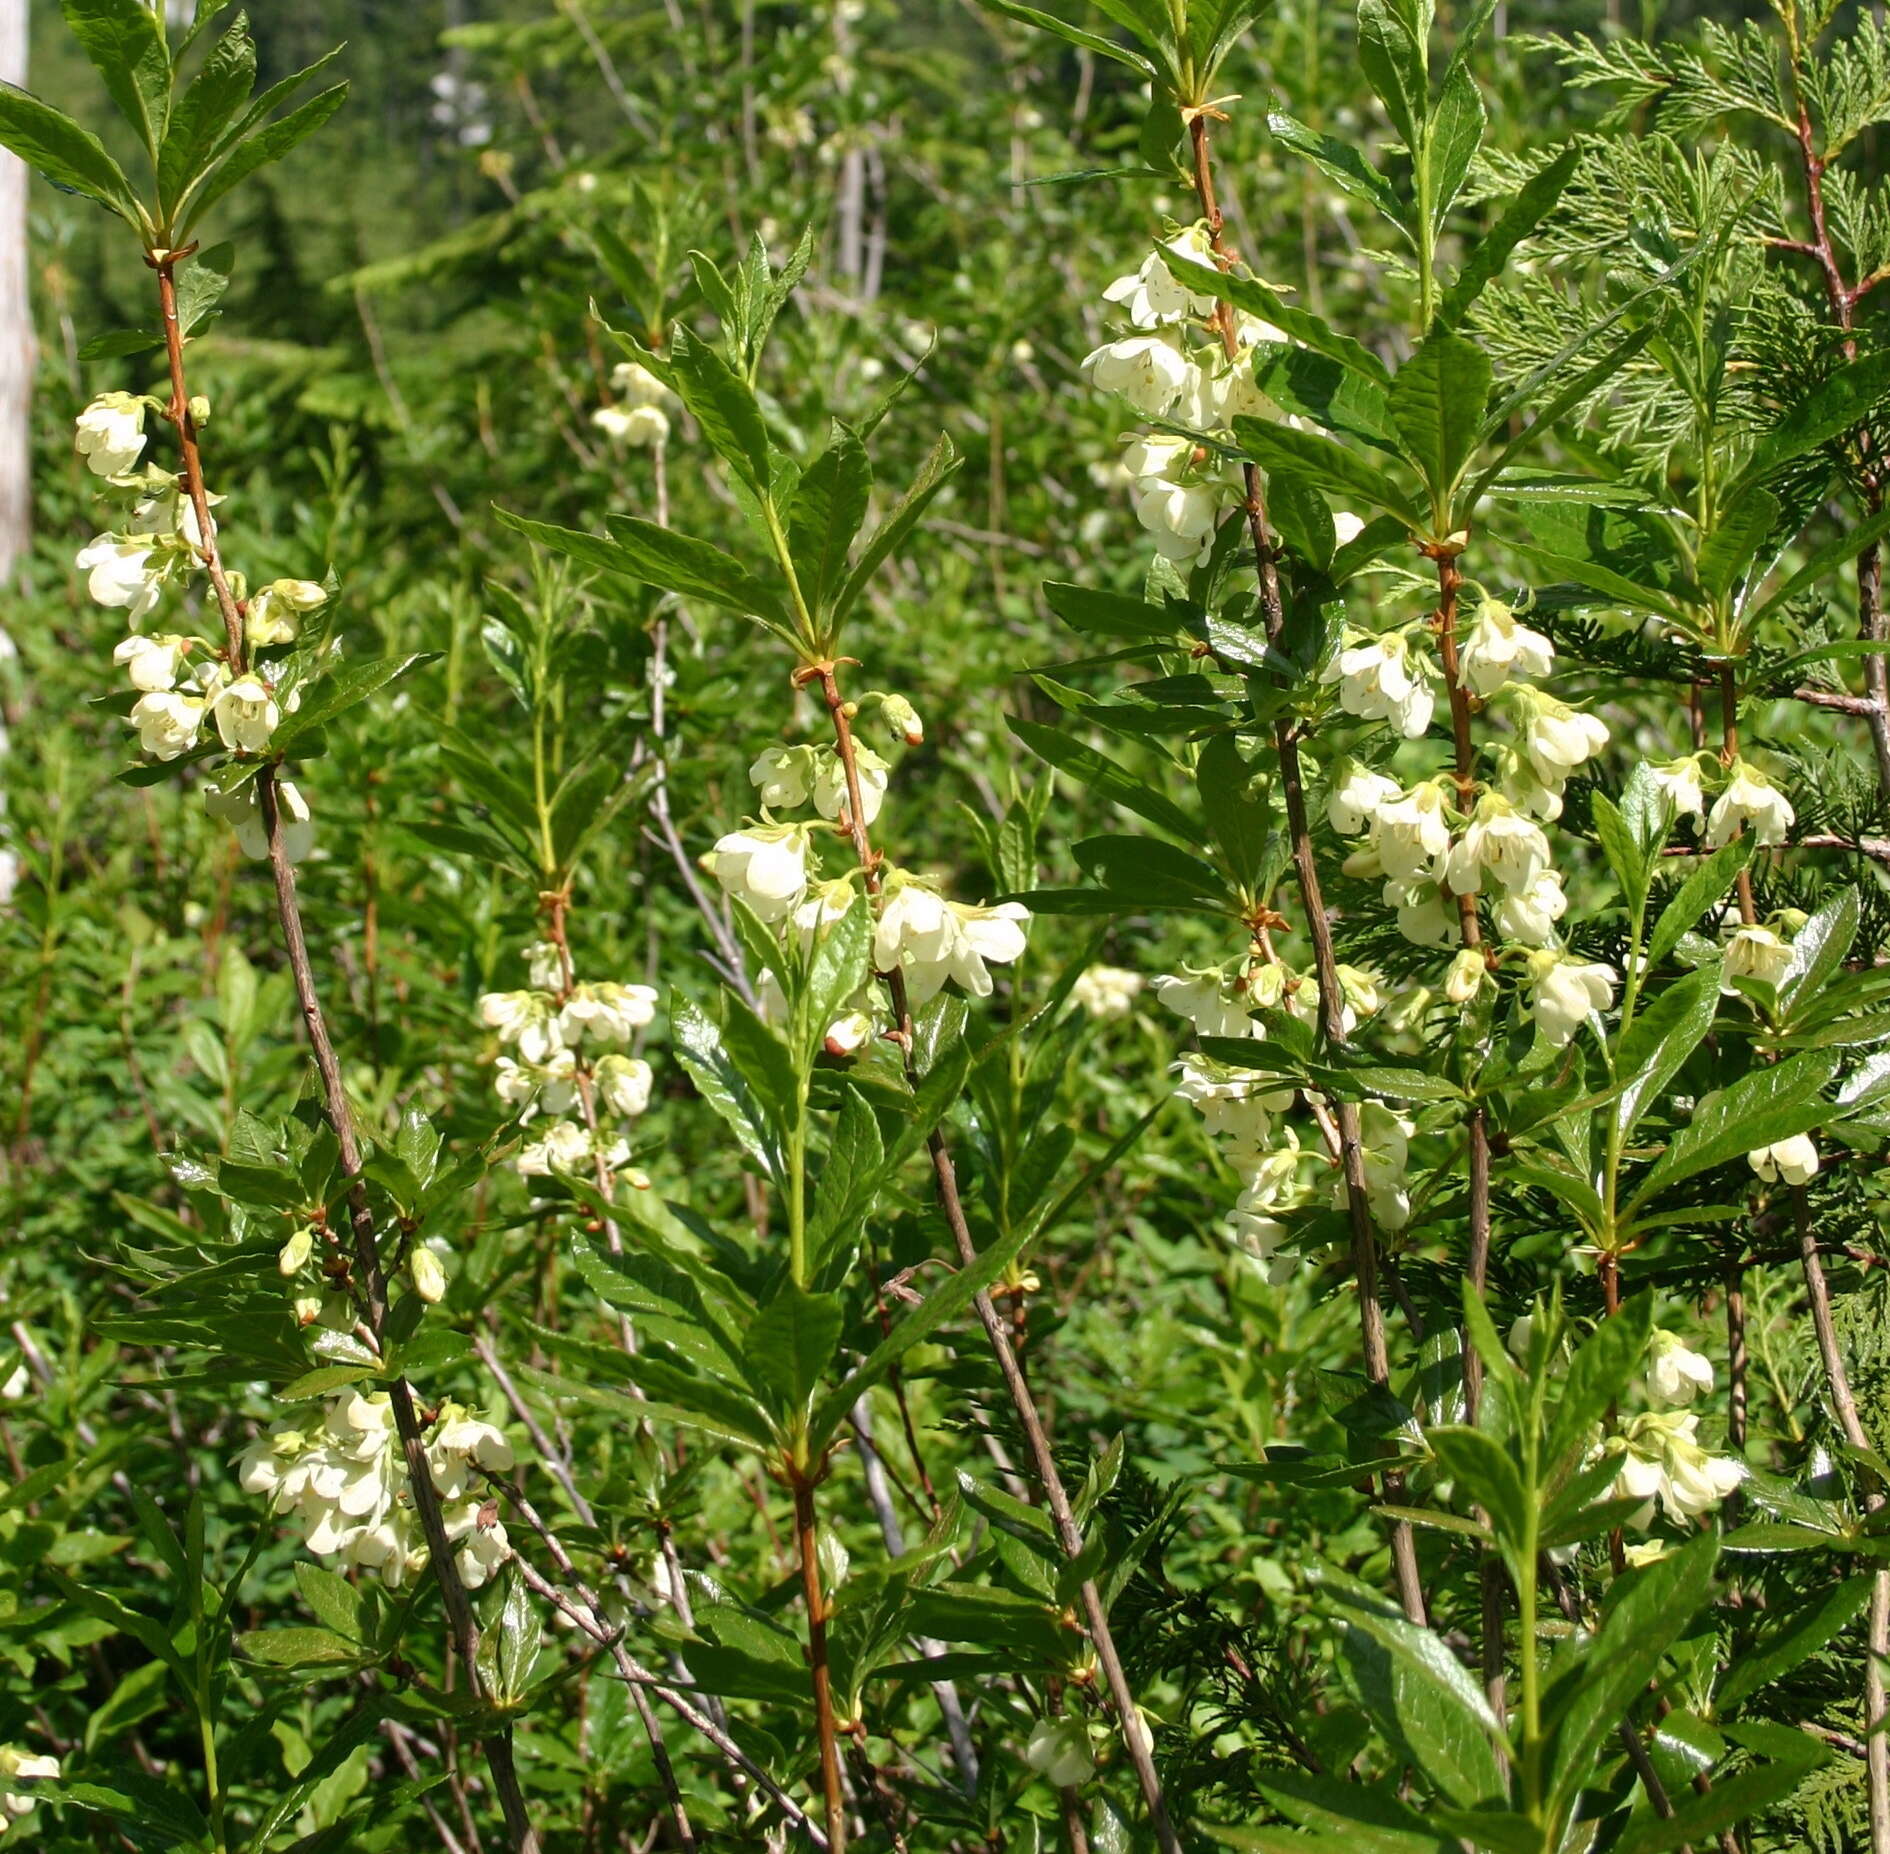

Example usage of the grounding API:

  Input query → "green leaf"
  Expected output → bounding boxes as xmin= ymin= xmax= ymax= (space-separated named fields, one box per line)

xmin=158 ymin=9 xmax=256 ymax=210
xmin=1610 ymin=1732 xmax=1826 ymax=1854
xmin=790 ymin=422 xmax=873 ymax=614
xmin=1439 ymin=146 xmax=1579 ymax=329
xmin=1644 ymin=838 xmax=1751 ymax=972
xmin=1356 ymin=0 xmax=1425 ymax=145
xmin=1232 ymin=416 xmax=1424 ymax=530
xmin=1742 ymin=503 xmax=1890 ymax=632
xmin=0 ymin=83 xmax=142 ymax=222
xmin=1717 ymin=1576 xmax=1874 ymax=1705
xmin=670 ymin=994 xmax=786 ymax=1180
xmin=1696 ymin=486 xmax=1781 ymax=601
xmin=1425 ymin=64 xmax=1486 ymax=231
xmin=1008 ymin=716 xmax=1197 ymax=842
xmin=1166 ymin=261 xmax=1391 ymax=385
xmin=831 ymin=432 xmax=962 ymax=633
xmin=179 ymin=82 xmax=347 ymax=234
xmin=61 ymin=0 xmax=171 ymax=160
xmin=272 ymin=653 xmax=436 ymax=755
xmin=1612 ymin=968 xmax=1718 ymax=1146
xmin=743 ymin=1280 xmax=845 ymax=1414
xmin=978 ymin=0 xmax=1160 ymax=77
xmin=1629 ymin=1049 xmax=1838 ymax=1211
xmin=668 ymin=323 xmax=771 ymax=491
xmin=1545 ymin=1295 xmax=1654 ymax=1471
xmin=1386 ymin=332 xmax=1492 ymax=511
xmin=1735 ymin=351 xmax=1890 ymax=493
xmin=1073 ymin=834 xmax=1237 ymax=911
xmin=1042 ymin=579 xmax=1193 ymax=642
xmin=238 ymin=1624 xmax=364 ymax=1666
xmin=1426 ymin=1427 xmax=1527 ymax=1549
xmin=1195 ymin=734 xmax=1275 ymax=894
xmin=1267 ymin=110 xmax=1408 ymax=238
xmin=1778 ymin=886 xmax=1860 ymax=1022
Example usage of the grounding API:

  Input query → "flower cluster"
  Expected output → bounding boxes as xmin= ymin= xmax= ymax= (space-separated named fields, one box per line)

xmin=478 ymin=940 xmax=658 ymax=1182
xmin=1155 ymin=955 xmax=1392 ymax=1279
xmin=593 ymin=360 xmax=676 ymax=449
xmin=1080 ymin=223 xmax=1284 ymax=566
xmin=238 ymin=1391 xmax=514 ymax=1589
xmin=707 ymin=700 xmax=1032 ymax=1046
xmin=76 ymin=390 xmax=330 ymax=864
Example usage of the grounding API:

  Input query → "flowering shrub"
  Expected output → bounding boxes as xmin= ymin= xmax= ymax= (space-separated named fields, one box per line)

xmin=4 ymin=1 xmax=1890 ymax=1852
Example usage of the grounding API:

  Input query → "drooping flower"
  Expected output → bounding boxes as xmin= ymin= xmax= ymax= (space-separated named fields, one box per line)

xmin=708 ymin=823 xmax=812 ymax=922
xmin=479 ymin=989 xmax=564 ymax=1065
xmin=1130 ymin=475 xmax=1225 ymax=563
xmin=1648 ymin=755 xmax=1707 ymax=818
xmin=1326 ymin=761 xmax=1400 ymax=835
xmin=1722 ymin=923 xmax=1792 ymax=993
xmin=1080 ymin=332 xmax=1194 ymax=416
xmin=1606 ymin=1411 xmax=1745 ymax=1526
xmin=1457 ymin=598 xmax=1554 ymax=697
xmin=247 ymin=578 xmax=327 ymax=649
xmin=750 ymin=743 xmax=815 ymax=810
xmin=811 ymin=744 xmax=888 ymax=825
xmin=1528 ymin=951 xmax=1617 ymax=1047
xmin=1073 ymin=964 xmax=1144 ymax=1020
xmin=558 ymin=981 xmax=657 ymax=1046
xmin=211 ymin=674 xmax=281 ymax=751
xmin=113 ymin=631 xmax=186 ymax=692
xmin=594 ymin=1052 xmax=655 ymax=1117
xmin=594 ymin=403 xmax=670 ymax=446
xmin=1646 ymin=1329 xmax=1714 ymax=1406
xmin=1747 ymin=1133 xmax=1818 ymax=1186
xmin=1373 ymin=782 xmax=1453 ymax=886
xmin=204 ymin=778 xmax=314 ymax=863
xmin=1516 ymin=693 xmax=1609 ymax=787
xmin=1323 ymin=631 xmax=1435 ymax=738
xmin=131 ymin=689 xmax=207 ymax=759
xmin=1444 ymin=793 xmax=1552 ymax=895
xmin=75 ymin=390 xmax=147 ymax=476
xmin=1706 ymin=760 xmax=1794 ymax=849
xmin=1494 ymin=867 xmax=1567 ymax=946
xmin=1100 ymin=224 xmax=1219 ymax=328
xmin=78 ymin=535 xmax=163 ymax=617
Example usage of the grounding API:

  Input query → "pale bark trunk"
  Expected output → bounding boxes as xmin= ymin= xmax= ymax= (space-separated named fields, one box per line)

xmin=0 ymin=0 xmax=33 ymax=587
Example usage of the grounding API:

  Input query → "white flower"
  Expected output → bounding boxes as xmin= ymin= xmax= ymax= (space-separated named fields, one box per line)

xmin=1345 ymin=1101 xmax=1415 ymax=1230
xmin=1519 ymin=695 xmax=1609 ymax=786
xmin=1457 ymin=599 xmax=1553 ymax=697
xmin=824 ymin=1009 xmax=877 ymax=1056
xmin=212 ymin=674 xmax=281 ymax=751
xmin=1445 ymin=947 xmax=1485 ymax=1003
xmin=1494 ymin=868 xmax=1567 ymax=946
xmin=750 ymin=744 xmax=814 ymax=810
xmin=1722 ymin=924 xmax=1792 ymax=993
xmin=1648 ymin=755 xmax=1707 ymax=819
xmin=1120 ymin=432 xmax=1195 ymax=482
xmin=1101 ymin=224 xmax=1218 ymax=327
xmin=1528 ymin=952 xmax=1617 ymax=1048
xmin=1707 ymin=760 xmax=1794 ymax=848
xmin=204 ymin=779 xmax=313 ymax=862
xmin=1326 ymin=761 xmax=1401 ymax=835
xmin=1609 ymin=1411 xmax=1745 ymax=1526
xmin=812 ymin=744 xmax=888 ymax=825
xmin=131 ymin=689 xmax=207 ymax=759
xmin=0 ymin=1364 xmax=26 ymax=1401
xmin=455 ymin=1512 xmax=513 ymax=1588
xmin=113 ymin=631 xmax=186 ymax=692
xmin=525 ymin=940 xmax=565 ymax=991
xmin=516 ymin=1118 xmax=591 ymax=1178
xmin=78 ymin=534 xmax=163 ymax=617
xmin=1332 ymin=510 xmax=1366 ymax=547
xmin=1324 ymin=631 xmax=1435 ymax=738
xmin=1025 ymin=1717 xmax=1094 ymax=1789
xmin=1073 ymin=964 xmax=1144 ymax=1020
xmin=1080 ymin=331 xmax=1194 ymax=416
xmin=479 ymin=989 xmax=564 ymax=1064
xmin=1748 ymin=1133 xmax=1819 ymax=1186
xmin=0 ymin=1745 xmax=60 ymax=1822
xmin=1373 ymin=782 xmax=1453 ymax=886
xmin=1130 ymin=475 xmax=1225 ymax=562
xmin=247 ymin=578 xmax=327 ymax=649
xmin=709 ymin=824 xmax=811 ymax=922
xmin=611 ymin=360 xmax=672 ymax=406
xmin=595 ymin=1053 xmax=654 ymax=1117
xmin=1152 ymin=969 xmax=1251 ymax=1038
xmin=1647 ymin=1329 xmax=1714 ymax=1406
xmin=75 ymin=390 xmax=146 ymax=476
xmin=873 ymin=882 xmax=1030 ymax=1004
xmin=594 ymin=403 xmax=670 ymax=446
xmin=1445 ymin=793 xmax=1552 ymax=896
xmin=1390 ymin=881 xmax=1457 ymax=948
xmin=558 ymin=981 xmax=657 ymax=1046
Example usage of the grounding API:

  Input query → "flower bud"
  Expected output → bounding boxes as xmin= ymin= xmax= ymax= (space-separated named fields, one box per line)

xmin=1444 ymin=947 xmax=1484 ymax=1004
xmin=412 ymin=1248 xmax=448 ymax=1304
xmin=278 ymin=1228 xmax=314 ymax=1276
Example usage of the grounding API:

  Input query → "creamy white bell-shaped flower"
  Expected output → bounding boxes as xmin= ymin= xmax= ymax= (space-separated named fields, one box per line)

xmin=709 ymin=823 xmax=811 ymax=922
xmin=1080 ymin=331 xmax=1193 ymax=416
xmin=455 ymin=1512 xmax=513 ymax=1588
xmin=1390 ymin=880 xmax=1457 ymax=948
xmin=595 ymin=1052 xmax=655 ymax=1117
xmin=1025 ymin=1717 xmax=1095 ymax=1789
xmin=594 ymin=402 xmax=670 ymax=446
xmin=1152 ymin=969 xmax=1252 ymax=1039
xmin=1131 ymin=475 xmax=1224 ymax=562
xmin=812 ymin=744 xmax=888 ymax=825
xmin=1493 ymin=744 xmax=1566 ymax=822
xmin=1237 ymin=1127 xmax=1304 ymax=1214
xmin=1457 ymin=599 xmax=1553 ymax=697
xmin=479 ymin=989 xmax=564 ymax=1064
xmin=1722 ymin=923 xmax=1792 ymax=993
xmin=1445 ymin=792 xmax=1551 ymax=895
xmin=1373 ymin=782 xmax=1453 ymax=886
xmin=1748 ymin=1133 xmax=1819 ymax=1186
xmin=1324 ymin=630 xmax=1434 ymax=737
xmin=558 ymin=980 xmax=657 ymax=1046
xmin=247 ymin=578 xmax=327 ymax=649
xmin=947 ymin=898 xmax=1032 ymax=999
xmin=1494 ymin=867 xmax=1567 ymax=946
xmin=1326 ymin=761 xmax=1400 ymax=835
xmin=113 ymin=631 xmax=186 ymax=692
xmin=1528 ymin=951 xmax=1617 ymax=1047
xmin=76 ymin=390 xmax=146 ymax=476
xmin=1647 ymin=1329 xmax=1714 ymax=1406
xmin=205 ymin=779 xmax=314 ymax=863
xmin=0 ymin=1744 xmax=60 ymax=1822
xmin=750 ymin=743 xmax=814 ymax=810
xmin=1445 ymin=947 xmax=1485 ymax=1003
xmin=516 ymin=1118 xmax=591 ymax=1178
xmin=131 ymin=689 xmax=207 ymax=759
xmin=1342 ymin=1101 xmax=1415 ymax=1230
xmin=1519 ymin=694 xmax=1609 ymax=786
xmin=525 ymin=940 xmax=565 ymax=991
xmin=824 ymin=1009 xmax=877 ymax=1057
xmin=1120 ymin=432 xmax=1195 ymax=482
xmin=612 ymin=359 xmax=673 ymax=406
xmin=1609 ymin=1411 xmax=1745 ymax=1526
xmin=1101 ymin=224 xmax=1218 ymax=327
xmin=1332 ymin=509 xmax=1366 ymax=547
xmin=1648 ymin=755 xmax=1707 ymax=818
xmin=212 ymin=674 xmax=281 ymax=751
xmin=79 ymin=534 xmax=163 ymax=617
xmin=1707 ymin=760 xmax=1794 ymax=848
xmin=1073 ymin=964 xmax=1144 ymax=1020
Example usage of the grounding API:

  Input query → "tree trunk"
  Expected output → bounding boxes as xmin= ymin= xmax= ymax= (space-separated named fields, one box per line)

xmin=0 ymin=0 xmax=34 ymax=587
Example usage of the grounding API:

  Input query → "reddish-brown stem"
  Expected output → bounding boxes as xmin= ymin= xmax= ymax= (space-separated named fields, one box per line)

xmin=813 ymin=665 xmax=1186 ymax=1853
xmin=793 ymin=1473 xmax=849 ymax=1854
xmin=1187 ymin=107 xmax=1426 ymax=1628
xmin=155 ymin=257 xmax=539 ymax=1854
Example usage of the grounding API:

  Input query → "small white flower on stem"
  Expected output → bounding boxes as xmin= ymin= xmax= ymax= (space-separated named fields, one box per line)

xmin=411 ymin=1248 xmax=448 ymax=1303
xmin=75 ymin=391 xmax=147 ymax=476
xmin=751 ymin=743 xmax=814 ymax=809
xmin=824 ymin=1009 xmax=877 ymax=1057
xmin=247 ymin=578 xmax=327 ymax=649
xmin=1444 ymin=792 xmax=1551 ymax=895
xmin=707 ymin=823 xmax=812 ymax=922
xmin=479 ymin=990 xmax=564 ymax=1064
xmin=113 ymin=631 xmax=187 ymax=692
xmin=1323 ymin=631 xmax=1435 ymax=738
xmin=79 ymin=535 xmax=163 ymax=617
xmin=1444 ymin=947 xmax=1485 ymax=1004
xmin=1516 ymin=692 xmax=1609 ymax=786
xmin=1152 ymin=969 xmax=1251 ymax=1038
xmin=212 ymin=674 xmax=281 ymax=751
xmin=1457 ymin=598 xmax=1553 ymax=697
xmin=1706 ymin=759 xmax=1794 ymax=848
xmin=1080 ymin=331 xmax=1193 ymax=416
xmin=594 ymin=403 xmax=670 ymax=446
xmin=611 ymin=360 xmax=673 ymax=406
xmin=558 ymin=981 xmax=657 ymax=1046
xmin=1722 ymin=923 xmax=1792 ymax=993
xmin=1527 ymin=950 xmax=1617 ymax=1048
xmin=1646 ymin=1329 xmax=1714 ymax=1406
xmin=1120 ymin=432 xmax=1195 ymax=482
xmin=1100 ymin=224 xmax=1218 ymax=327
xmin=1130 ymin=475 xmax=1225 ymax=562
xmin=594 ymin=1052 xmax=655 ymax=1117
xmin=1747 ymin=1133 xmax=1818 ymax=1186
xmin=1493 ymin=867 xmax=1567 ymax=946
xmin=1389 ymin=880 xmax=1457 ymax=948
xmin=131 ymin=689 xmax=207 ymax=759
xmin=1326 ymin=760 xmax=1400 ymax=835
xmin=1373 ymin=782 xmax=1453 ymax=886
xmin=812 ymin=744 xmax=888 ymax=825
xmin=1648 ymin=754 xmax=1707 ymax=818
xmin=1024 ymin=1717 xmax=1095 ymax=1788
xmin=205 ymin=779 xmax=313 ymax=862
